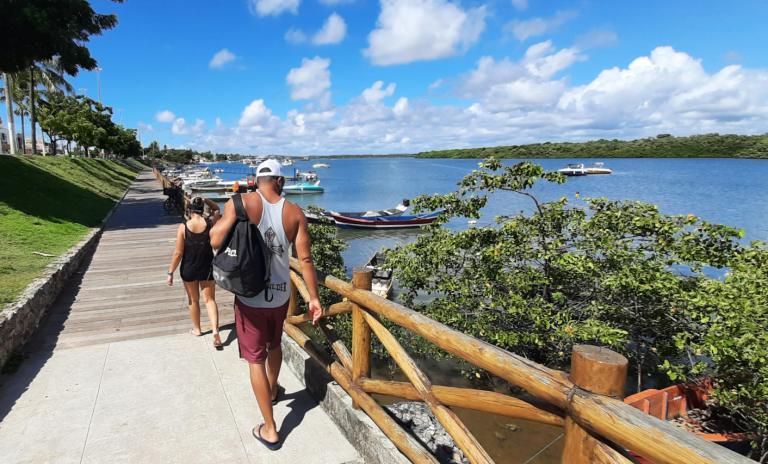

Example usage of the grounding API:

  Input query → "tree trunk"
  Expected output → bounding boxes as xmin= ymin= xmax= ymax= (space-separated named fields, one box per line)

xmin=2 ymin=72 xmax=16 ymax=154
xmin=29 ymin=70 xmax=36 ymax=155
xmin=52 ymin=135 xmax=57 ymax=156
xmin=19 ymin=112 xmax=26 ymax=154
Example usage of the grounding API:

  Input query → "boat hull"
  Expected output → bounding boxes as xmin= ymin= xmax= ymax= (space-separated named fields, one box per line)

xmin=332 ymin=213 xmax=440 ymax=229
xmin=283 ymin=186 xmax=324 ymax=194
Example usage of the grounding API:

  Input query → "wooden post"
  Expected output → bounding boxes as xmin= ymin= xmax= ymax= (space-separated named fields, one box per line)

xmin=351 ymin=266 xmax=373 ymax=409
xmin=288 ymin=245 xmax=300 ymax=317
xmin=562 ymin=345 xmax=628 ymax=464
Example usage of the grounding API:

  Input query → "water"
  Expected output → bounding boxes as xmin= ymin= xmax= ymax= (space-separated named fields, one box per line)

xmin=205 ymin=157 xmax=768 ymax=462
xmin=209 ymin=157 xmax=768 ymax=271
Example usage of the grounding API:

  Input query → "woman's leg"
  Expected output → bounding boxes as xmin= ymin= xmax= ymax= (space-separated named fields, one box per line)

xmin=183 ymin=280 xmax=202 ymax=335
xmin=200 ymin=281 xmax=220 ymax=344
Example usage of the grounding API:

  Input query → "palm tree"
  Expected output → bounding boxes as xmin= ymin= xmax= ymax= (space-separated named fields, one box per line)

xmin=2 ymin=59 xmax=74 ymax=154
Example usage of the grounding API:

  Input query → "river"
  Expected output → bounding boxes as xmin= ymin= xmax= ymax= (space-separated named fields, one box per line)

xmin=202 ymin=157 xmax=767 ymax=462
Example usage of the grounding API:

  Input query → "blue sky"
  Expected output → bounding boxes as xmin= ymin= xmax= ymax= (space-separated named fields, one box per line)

xmin=26 ymin=0 xmax=768 ymax=154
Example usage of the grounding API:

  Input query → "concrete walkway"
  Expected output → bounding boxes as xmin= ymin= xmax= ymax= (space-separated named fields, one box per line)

xmin=0 ymin=171 xmax=361 ymax=464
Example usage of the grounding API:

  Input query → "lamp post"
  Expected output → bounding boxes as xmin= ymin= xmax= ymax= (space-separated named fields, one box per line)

xmin=79 ymin=88 xmax=88 ymax=98
xmin=96 ymin=68 xmax=103 ymax=104
xmin=117 ymin=109 xmax=123 ymax=125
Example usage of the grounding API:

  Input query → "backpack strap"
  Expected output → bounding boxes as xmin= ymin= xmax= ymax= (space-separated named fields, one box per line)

xmin=232 ymin=194 xmax=248 ymax=222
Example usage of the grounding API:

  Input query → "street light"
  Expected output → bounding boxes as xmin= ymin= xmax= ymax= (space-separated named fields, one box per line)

xmin=79 ymin=88 xmax=87 ymax=97
xmin=96 ymin=68 xmax=103 ymax=104
xmin=117 ymin=108 xmax=123 ymax=125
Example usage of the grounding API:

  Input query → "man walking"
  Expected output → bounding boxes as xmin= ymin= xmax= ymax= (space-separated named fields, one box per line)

xmin=210 ymin=160 xmax=322 ymax=450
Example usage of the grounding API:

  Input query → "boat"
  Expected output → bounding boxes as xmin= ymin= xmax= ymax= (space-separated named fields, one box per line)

xmin=214 ymin=168 xmax=225 ymax=173
xmin=301 ymin=157 xmax=310 ymax=161
xmin=331 ymin=211 xmax=442 ymax=229
xmin=304 ymin=200 xmax=410 ymax=224
xmin=586 ymin=162 xmax=612 ymax=175
xmin=313 ymin=162 xmax=330 ymax=168
xmin=283 ymin=180 xmax=324 ymax=195
xmin=624 ymin=379 xmax=754 ymax=463
xmin=558 ymin=163 xmax=588 ymax=176
xmin=364 ymin=252 xmax=394 ymax=297
xmin=282 ymin=159 xmax=294 ymax=166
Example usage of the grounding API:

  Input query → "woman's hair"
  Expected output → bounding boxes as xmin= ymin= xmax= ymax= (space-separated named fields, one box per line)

xmin=188 ymin=197 xmax=205 ymax=214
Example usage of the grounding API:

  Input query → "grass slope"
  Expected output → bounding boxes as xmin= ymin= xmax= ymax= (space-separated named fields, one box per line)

xmin=416 ymin=133 xmax=768 ymax=159
xmin=0 ymin=156 xmax=142 ymax=307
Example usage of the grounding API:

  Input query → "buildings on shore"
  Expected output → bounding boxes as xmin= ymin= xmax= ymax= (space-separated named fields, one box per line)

xmin=1 ymin=117 xmax=51 ymax=154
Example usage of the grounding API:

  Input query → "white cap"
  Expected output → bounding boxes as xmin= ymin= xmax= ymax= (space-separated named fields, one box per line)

xmin=255 ymin=160 xmax=285 ymax=178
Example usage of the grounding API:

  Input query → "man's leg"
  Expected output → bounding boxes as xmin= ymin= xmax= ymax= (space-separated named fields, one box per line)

xmin=249 ymin=361 xmax=279 ymax=443
xmin=266 ymin=345 xmax=282 ymax=400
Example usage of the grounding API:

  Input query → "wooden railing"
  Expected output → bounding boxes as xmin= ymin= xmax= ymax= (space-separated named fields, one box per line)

xmin=285 ymin=261 xmax=752 ymax=464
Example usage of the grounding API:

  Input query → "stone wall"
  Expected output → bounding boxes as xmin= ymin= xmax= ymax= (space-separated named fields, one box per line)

xmin=0 ymin=173 xmax=138 ymax=369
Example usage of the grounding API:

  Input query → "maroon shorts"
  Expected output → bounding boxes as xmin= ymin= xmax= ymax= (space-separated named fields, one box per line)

xmin=234 ymin=297 xmax=290 ymax=364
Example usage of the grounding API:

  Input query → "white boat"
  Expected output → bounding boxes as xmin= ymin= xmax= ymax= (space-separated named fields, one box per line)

xmin=282 ymin=159 xmax=294 ymax=166
xmin=365 ymin=252 xmax=393 ymax=298
xmin=214 ymin=168 xmax=224 ymax=173
xmin=558 ymin=163 xmax=588 ymax=176
xmin=313 ymin=162 xmax=330 ymax=168
xmin=283 ymin=180 xmax=324 ymax=195
xmin=186 ymin=176 xmax=224 ymax=188
xmin=586 ymin=162 xmax=612 ymax=175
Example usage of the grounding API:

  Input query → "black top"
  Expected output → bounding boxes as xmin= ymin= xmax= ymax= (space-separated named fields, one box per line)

xmin=180 ymin=218 xmax=214 ymax=282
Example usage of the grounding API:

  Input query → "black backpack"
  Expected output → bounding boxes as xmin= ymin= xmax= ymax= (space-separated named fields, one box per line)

xmin=212 ymin=194 xmax=272 ymax=301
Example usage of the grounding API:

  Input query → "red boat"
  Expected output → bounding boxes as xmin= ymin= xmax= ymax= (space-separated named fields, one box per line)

xmin=624 ymin=380 xmax=754 ymax=463
xmin=331 ymin=211 xmax=441 ymax=229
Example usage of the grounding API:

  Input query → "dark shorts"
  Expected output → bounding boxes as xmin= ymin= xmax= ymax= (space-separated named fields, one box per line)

xmin=234 ymin=297 xmax=290 ymax=364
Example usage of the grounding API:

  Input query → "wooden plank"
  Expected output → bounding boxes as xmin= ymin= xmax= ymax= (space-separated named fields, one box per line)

xmin=351 ymin=267 xmax=373 ymax=410
xmin=286 ymin=301 xmax=353 ymax=325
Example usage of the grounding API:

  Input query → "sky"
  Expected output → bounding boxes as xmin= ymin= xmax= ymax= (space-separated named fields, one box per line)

xmin=15 ymin=0 xmax=768 ymax=154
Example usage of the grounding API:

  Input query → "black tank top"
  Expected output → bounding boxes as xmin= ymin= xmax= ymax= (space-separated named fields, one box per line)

xmin=180 ymin=218 xmax=214 ymax=282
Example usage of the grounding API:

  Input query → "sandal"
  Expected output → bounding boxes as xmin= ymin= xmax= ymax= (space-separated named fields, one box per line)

xmin=213 ymin=333 xmax=223 ymax=350
xmin=189 ymin=328 xmax=202 ymax=336
xmin=253 ymin=424 xmax=281 ymax=451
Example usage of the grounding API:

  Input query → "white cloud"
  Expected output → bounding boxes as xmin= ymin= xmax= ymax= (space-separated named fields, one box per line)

xmin=312 ymin=13 xmax=347 ymax=45
xmin=285 ymin=28 xmax=308 ymax=44
xmin=724 ymin=51 xmax=743 ymax=61
xmin=209 ymin=49 xmax=238 ymax=68
xmin=286 ymin=56 xmax=332 ymax=100
xmin=248 ymin=0 xmax=300 ymax=17
xmin=505 ymin=10 xmax=578 ymax=42
xmin=171 ymin=118 xmax=206 ymax=136
xmin=575 ymin=29 xmax=618 ymax=50
xmin=511 ymin=0 xmax=527 ymax=11
xmin=319 ymin=0 xmax=354 ymax=4
xmin=154 ymin=110 xmax=176 ymax=123
xmin=168 ymin=47 xmax=768 ymax=155
xmin=363 ymin=0 xmax=486 ymax=65
xmin=239 ymin=99 xmax=274 ymax=127
xmin=362 ymin=81 xmax=397 ymax=103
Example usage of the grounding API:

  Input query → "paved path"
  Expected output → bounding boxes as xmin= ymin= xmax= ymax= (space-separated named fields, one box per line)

xmin=0 ymin=171 xmax=361 ymax=464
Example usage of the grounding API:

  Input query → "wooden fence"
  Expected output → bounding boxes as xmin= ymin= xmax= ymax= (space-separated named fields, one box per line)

xmin=154 ymin=168 xmax=751 ymax=464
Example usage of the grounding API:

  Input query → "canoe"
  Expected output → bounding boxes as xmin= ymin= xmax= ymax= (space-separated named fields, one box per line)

xmin=624 ymin=379 xmax=754 ymax=463
xmin=332 ymin=211 xmax=441 ymax=229
xmin=364 ymin=252 xmax=393 ymax=298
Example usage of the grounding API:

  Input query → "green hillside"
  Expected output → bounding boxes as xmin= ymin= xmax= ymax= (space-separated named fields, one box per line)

xmin=416 ymin=133 xmax=768 ymax=159
xmin=0 ymin=156 xmax=143 ymax=307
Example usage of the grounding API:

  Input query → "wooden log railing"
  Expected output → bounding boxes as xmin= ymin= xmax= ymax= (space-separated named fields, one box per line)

xmin=285 ymin=258 xmax=753 ymax=464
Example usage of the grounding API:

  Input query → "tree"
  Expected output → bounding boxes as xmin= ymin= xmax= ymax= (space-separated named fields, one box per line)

xmin=0 ymin=0 xmax=125 ymax=75
xmin=386 ymin=160 xmax=766 ymax=446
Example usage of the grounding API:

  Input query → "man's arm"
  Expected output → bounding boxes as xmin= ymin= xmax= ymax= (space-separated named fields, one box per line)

xmin=293 ymin=210 xmax=323 ymax=324
xmin=210 ymin=199 xmax=235 ymax=249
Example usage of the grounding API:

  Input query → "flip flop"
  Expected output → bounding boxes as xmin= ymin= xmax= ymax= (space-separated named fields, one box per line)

xmin=253 ymin=424 xmax=281 ymax=451
xmin=189 ymin=328 xmax=202 ymax=336
xmin=271 ymin=384 xmax=284 ymax=406
xmin=213 ymin=333 xmax=223 ymax=351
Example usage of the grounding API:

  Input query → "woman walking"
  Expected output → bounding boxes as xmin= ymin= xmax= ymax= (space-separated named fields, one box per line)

xmin=168 ymin=197 xmax=223 ymax=348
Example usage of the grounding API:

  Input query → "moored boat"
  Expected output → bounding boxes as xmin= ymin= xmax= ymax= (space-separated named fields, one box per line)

xmin=332 ymin=211 xmax=441 ymax=229
xmin=364 ymin=252 xmax=394 ymax=297
xmin=313 ymin=162 xmax=330 ymax=168
xmin=283 ymin=180 xmax=324 ymax=194
xmin=282 ymin=159 xmax=294 ymax=166
xmin=586 ymin=162 xmax=612 ymax=175
xmin=305 ymin=201 xmax=410 ymax=224
xmin=558 ymin=163 xmax=588 ymax=176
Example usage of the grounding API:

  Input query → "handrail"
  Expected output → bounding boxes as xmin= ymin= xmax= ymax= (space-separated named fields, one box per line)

xmin=286 ymin=257 xmax=752 ymax=464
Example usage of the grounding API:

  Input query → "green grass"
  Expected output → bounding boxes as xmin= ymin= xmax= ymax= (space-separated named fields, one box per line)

xmin=0 ymin=156 xmax=141 ymax=308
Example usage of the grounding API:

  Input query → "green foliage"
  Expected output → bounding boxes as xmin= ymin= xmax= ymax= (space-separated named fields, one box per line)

xmin=386 ymin=159 xmax=767 ymax=440
xmin=0 ymin=0 xmax=124 ymax=75
xmin=0 ymin=156 xmax=137 ymax=307
xmin=417 ymin=133 xmax=768 ymax=160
